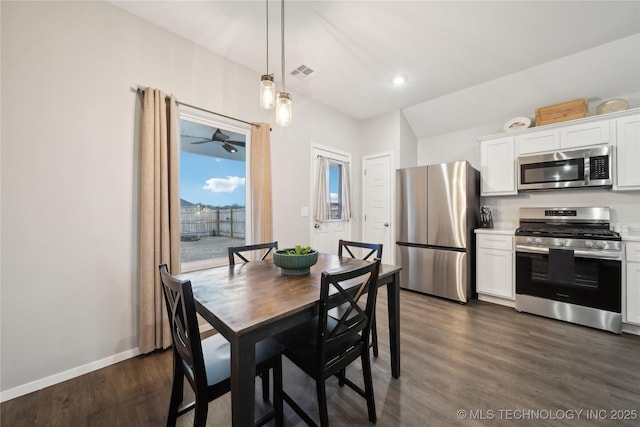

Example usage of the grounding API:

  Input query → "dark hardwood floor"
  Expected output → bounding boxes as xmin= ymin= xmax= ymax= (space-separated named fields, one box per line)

xmin=3 ymin=288 xmax=640 ymax=426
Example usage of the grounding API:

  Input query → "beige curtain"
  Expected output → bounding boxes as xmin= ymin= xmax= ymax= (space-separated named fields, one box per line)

xmin=139 ymin=88 xmax=180 ymax=354
xmin=340 ymin=160 xmax=352 ymax=220
xmin=314 ymin=156 xmax=331 ymax=221
xmin=251 ymin=122 xmax=273 ymax=243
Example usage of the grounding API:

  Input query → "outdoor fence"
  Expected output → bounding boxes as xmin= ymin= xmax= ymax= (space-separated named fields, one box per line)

xmin=180 ymin=208 xmax=246 ymax=239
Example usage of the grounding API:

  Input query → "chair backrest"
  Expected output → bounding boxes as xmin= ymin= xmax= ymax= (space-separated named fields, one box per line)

xmin=338 ymin=240 xmax=383 ymax=261
xmin=158 ymin=264 xmax=206 ymax=393
xmin=228 ymin=242 xmax=279 ymax=265
xmin=317 ymin=259 xmax=381 ymax=374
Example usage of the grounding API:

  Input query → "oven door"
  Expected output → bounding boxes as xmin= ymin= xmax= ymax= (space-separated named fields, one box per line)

xmin=515 ymin=250 xmax=621 ymax=313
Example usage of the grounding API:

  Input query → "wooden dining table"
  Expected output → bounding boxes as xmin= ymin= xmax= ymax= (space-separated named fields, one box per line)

xmin=178 ymin=252 xmax=402 ymax=427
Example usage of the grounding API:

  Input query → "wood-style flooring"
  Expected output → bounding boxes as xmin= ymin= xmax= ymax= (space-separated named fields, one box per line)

xmin=2 ymin=288 xmax=640 ymax=426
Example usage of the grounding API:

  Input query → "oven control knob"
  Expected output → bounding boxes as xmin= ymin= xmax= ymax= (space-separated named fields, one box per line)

xmin=560 ymin=239 xmax=570 ymax=247
xmin=585 ymin=240 xmax=594 ymax=248
xmin=595 ymin=241 xmax=606 ymax=249
xmin=526 ymin=237 xmax=533 ymax=244
xmin=534 ymin=238 xmax=543 ymax=244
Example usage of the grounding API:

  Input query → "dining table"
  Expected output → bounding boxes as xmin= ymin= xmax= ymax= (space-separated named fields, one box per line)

xmin=178 ymin=252 xmax=402 ymax=427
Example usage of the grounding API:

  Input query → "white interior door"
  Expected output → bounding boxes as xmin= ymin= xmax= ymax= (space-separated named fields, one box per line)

xmin=311 ymin=146 xmax=352 ymax=254
xmin=363 ymin=153 xmax=393 ymax=265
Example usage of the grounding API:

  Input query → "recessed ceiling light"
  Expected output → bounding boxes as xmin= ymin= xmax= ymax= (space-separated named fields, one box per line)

xmin=392 ymin=75 xmax=406 ymax=86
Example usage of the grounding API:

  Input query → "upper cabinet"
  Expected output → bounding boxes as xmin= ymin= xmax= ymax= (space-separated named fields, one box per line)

xmin=479 ymin=136 xmax=516 ymax=196
xmin=560 ymin=120 xmax=613 ymax=149
xmin=516 ymin=119 xmax=612 ymax=156
xmin=479 ymin=108 xmax=640 ymax=195
xmin=516 ymin=129 xmax=559 ymax=155
xmin=615 ymin=113 xmax=640 ymax=190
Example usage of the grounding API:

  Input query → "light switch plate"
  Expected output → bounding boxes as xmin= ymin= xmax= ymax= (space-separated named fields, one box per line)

xmin=301 ymin=207 xmax=309 ymax=217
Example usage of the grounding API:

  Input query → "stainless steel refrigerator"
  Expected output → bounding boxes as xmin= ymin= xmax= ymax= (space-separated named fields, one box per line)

xmin=396 ymin=161 xmax=480 ymax=303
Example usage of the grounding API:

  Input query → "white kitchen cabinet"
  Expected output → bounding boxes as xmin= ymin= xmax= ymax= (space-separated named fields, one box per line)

xmin=476 ymin=233 xmax=514 ymax=304
xmin=516 ymin=129 xmax=559 ymax=155
xmin=479 ymin=136 xmax=516 ymax=196
xmin=615 ymin=113 xmax=640 ymax=190
xmin=560 ymin=119 xmax=613 ymax=149
xmin=625 ymin=242 xmax=640 ymax=326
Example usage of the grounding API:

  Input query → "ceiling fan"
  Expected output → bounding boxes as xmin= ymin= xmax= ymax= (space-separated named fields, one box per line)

xmin=188 ymin=129 xmax=245 ymax=153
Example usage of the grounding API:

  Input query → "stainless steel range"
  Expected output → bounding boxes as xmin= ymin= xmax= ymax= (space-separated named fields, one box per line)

xmin=514 ymin=207 xmax=622 ymax=333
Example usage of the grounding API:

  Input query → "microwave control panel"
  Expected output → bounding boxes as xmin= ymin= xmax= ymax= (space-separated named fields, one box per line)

xmin=590 ymin=155 xmax=609 ymax=179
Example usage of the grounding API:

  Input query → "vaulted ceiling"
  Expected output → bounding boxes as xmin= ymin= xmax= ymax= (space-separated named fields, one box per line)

xmin=112 ymin=1 xmax=640 ymax=136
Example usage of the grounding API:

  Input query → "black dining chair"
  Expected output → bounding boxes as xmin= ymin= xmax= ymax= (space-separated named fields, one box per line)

xmin=227 ymin=241 xmax=279 ymax=399
xmin=336 ymin=239 xmax=383 ymax=357
xmin=228 ymin=242 xmax=279 ymax=266
xmin=274 ymin=259 xmax=381 ymax=427
xmin=158 ymin=264 xmax=284 ymax=427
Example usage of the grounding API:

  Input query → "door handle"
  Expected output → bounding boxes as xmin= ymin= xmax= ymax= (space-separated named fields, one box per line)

xmin=314 ymin=223 xmax=320 ymax=229
xmin=384 ymin=222 xmax=389 ymax=227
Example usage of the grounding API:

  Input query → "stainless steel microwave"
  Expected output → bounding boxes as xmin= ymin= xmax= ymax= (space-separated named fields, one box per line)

xmin=518 ymin=146 xmax=613 ymax=191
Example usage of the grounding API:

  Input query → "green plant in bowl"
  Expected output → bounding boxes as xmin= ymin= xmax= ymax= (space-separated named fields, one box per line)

xmin=273 ymin=245 xmax=318 ymax=276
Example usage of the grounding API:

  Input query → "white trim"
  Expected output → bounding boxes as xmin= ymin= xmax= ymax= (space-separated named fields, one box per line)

xmin=0 ymin=348 xmax=141 ymax=403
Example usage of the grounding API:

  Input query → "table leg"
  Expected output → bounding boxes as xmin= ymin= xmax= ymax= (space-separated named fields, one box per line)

xmin=231 ymin=335 xmax=256 ymax=426
xmin=387 ymin=271 xmax=401 ymax=378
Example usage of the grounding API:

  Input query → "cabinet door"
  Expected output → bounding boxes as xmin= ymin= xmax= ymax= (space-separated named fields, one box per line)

xmin=480 ymin=137 xmax=516 ymax=196
xmin=615 ymin=114 xmax=640 ymax=190
xmin=626 ymin=262 xmax=640 ymax=326
xmin=516 ymin=129 xmax=559 ymax=155
xmin=476 ymin=247 xmax=514 ymax=299
xmin=560 ymin=120 xmax=612 ymax=149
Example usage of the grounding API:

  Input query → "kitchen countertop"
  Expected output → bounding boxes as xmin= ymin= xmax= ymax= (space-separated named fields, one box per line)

xmin=475 ymin=228 xmax=515 ymax=235
xmin=622 ymin=234 xmax=640 ymax=242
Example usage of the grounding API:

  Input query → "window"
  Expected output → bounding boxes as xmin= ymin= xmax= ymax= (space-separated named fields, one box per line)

xmin=328 ymin=160 xmax=344 ymax=220
xmin=179 ymin=113 xmax=250 ymax=271
xmin=314 ymin=154 xmax=351 ymax=222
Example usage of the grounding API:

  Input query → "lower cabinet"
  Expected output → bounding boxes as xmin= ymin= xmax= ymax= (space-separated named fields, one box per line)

xmin=625 ymin=242 xmax=640 ymax=326
xmin=476 ymin=233 xmax=514 ymax=305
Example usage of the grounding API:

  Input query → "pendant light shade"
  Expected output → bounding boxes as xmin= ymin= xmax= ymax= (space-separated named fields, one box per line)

xmin=276 ymin=0 xmax=292 ymax=126
xmin=260 ymin=74 xmax=275 ymax=109
xmin=275 ymin=91 xmax=292 ymax=127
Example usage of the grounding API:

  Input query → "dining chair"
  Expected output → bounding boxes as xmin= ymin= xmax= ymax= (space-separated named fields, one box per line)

xmin=158 ymin=264 xmax=284 ymax=427
xmin=227 ymin=241 xmax=278 ymax=400
xmin=228 ymin=241 xmax=279 ymax=265
xmin=274 ymin=259 xmax=381 ymax=427
xmin=336 ymin=239 xmax=383 ymax=357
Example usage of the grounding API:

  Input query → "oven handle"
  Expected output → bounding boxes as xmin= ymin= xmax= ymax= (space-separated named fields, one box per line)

xmin=515 ymin=244 xmax=622 ymax=261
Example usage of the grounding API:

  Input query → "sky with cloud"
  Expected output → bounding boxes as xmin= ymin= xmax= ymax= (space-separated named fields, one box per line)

xmin=180 ymin=151 xmax=246 ymax=207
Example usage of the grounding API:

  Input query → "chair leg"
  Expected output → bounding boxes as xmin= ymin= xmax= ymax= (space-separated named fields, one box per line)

xmin=338 ymin=368 xmax=346 ymax=387
xmin=260 ymin=371 xmax=270 ymax=401
xmin=273 ymin=359 xmax=284 ymax=427
xmin=371 ymin=311 xmax=379 ymax=357
xmin=361 ymin=352 xmax=377 ymax=424
xmin=167 ymin=359 xmax=184 ymax=427
xmin=193 ymin=398 xmax=209 ymax=427
xmin=316 ymin=379 xmax=329 ymax=427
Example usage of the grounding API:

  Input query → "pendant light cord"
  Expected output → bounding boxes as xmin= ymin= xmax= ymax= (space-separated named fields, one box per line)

xmin=265 ymin=0 xmax=269 ymax=74
xmin=281 ymin=0 xmax=286 ymax=91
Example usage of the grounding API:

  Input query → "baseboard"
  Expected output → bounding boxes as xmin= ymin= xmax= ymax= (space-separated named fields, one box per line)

xmin=0 ymin=348 xmax=141 ymax=403
xmin=477 ymin=293 xmax=516 ymax=308
xmin=622 ymin=322 xmax=640 ymax=336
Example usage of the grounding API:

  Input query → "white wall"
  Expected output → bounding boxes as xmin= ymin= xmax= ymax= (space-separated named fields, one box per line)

xmin=0 ymin=1 xmax=360 ymax=398
xmin=416 ymin=35 xmax=640 ymax=228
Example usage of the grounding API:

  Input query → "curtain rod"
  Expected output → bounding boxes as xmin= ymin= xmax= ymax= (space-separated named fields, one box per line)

xmin=135 ymin=88 xmax=261 ymax=129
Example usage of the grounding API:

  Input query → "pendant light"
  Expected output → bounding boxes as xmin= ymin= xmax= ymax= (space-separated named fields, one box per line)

xmin=275 ymin=0 xmax=292 ymax=126
xmin=259 ymin=0 xmax=275 ymax=109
